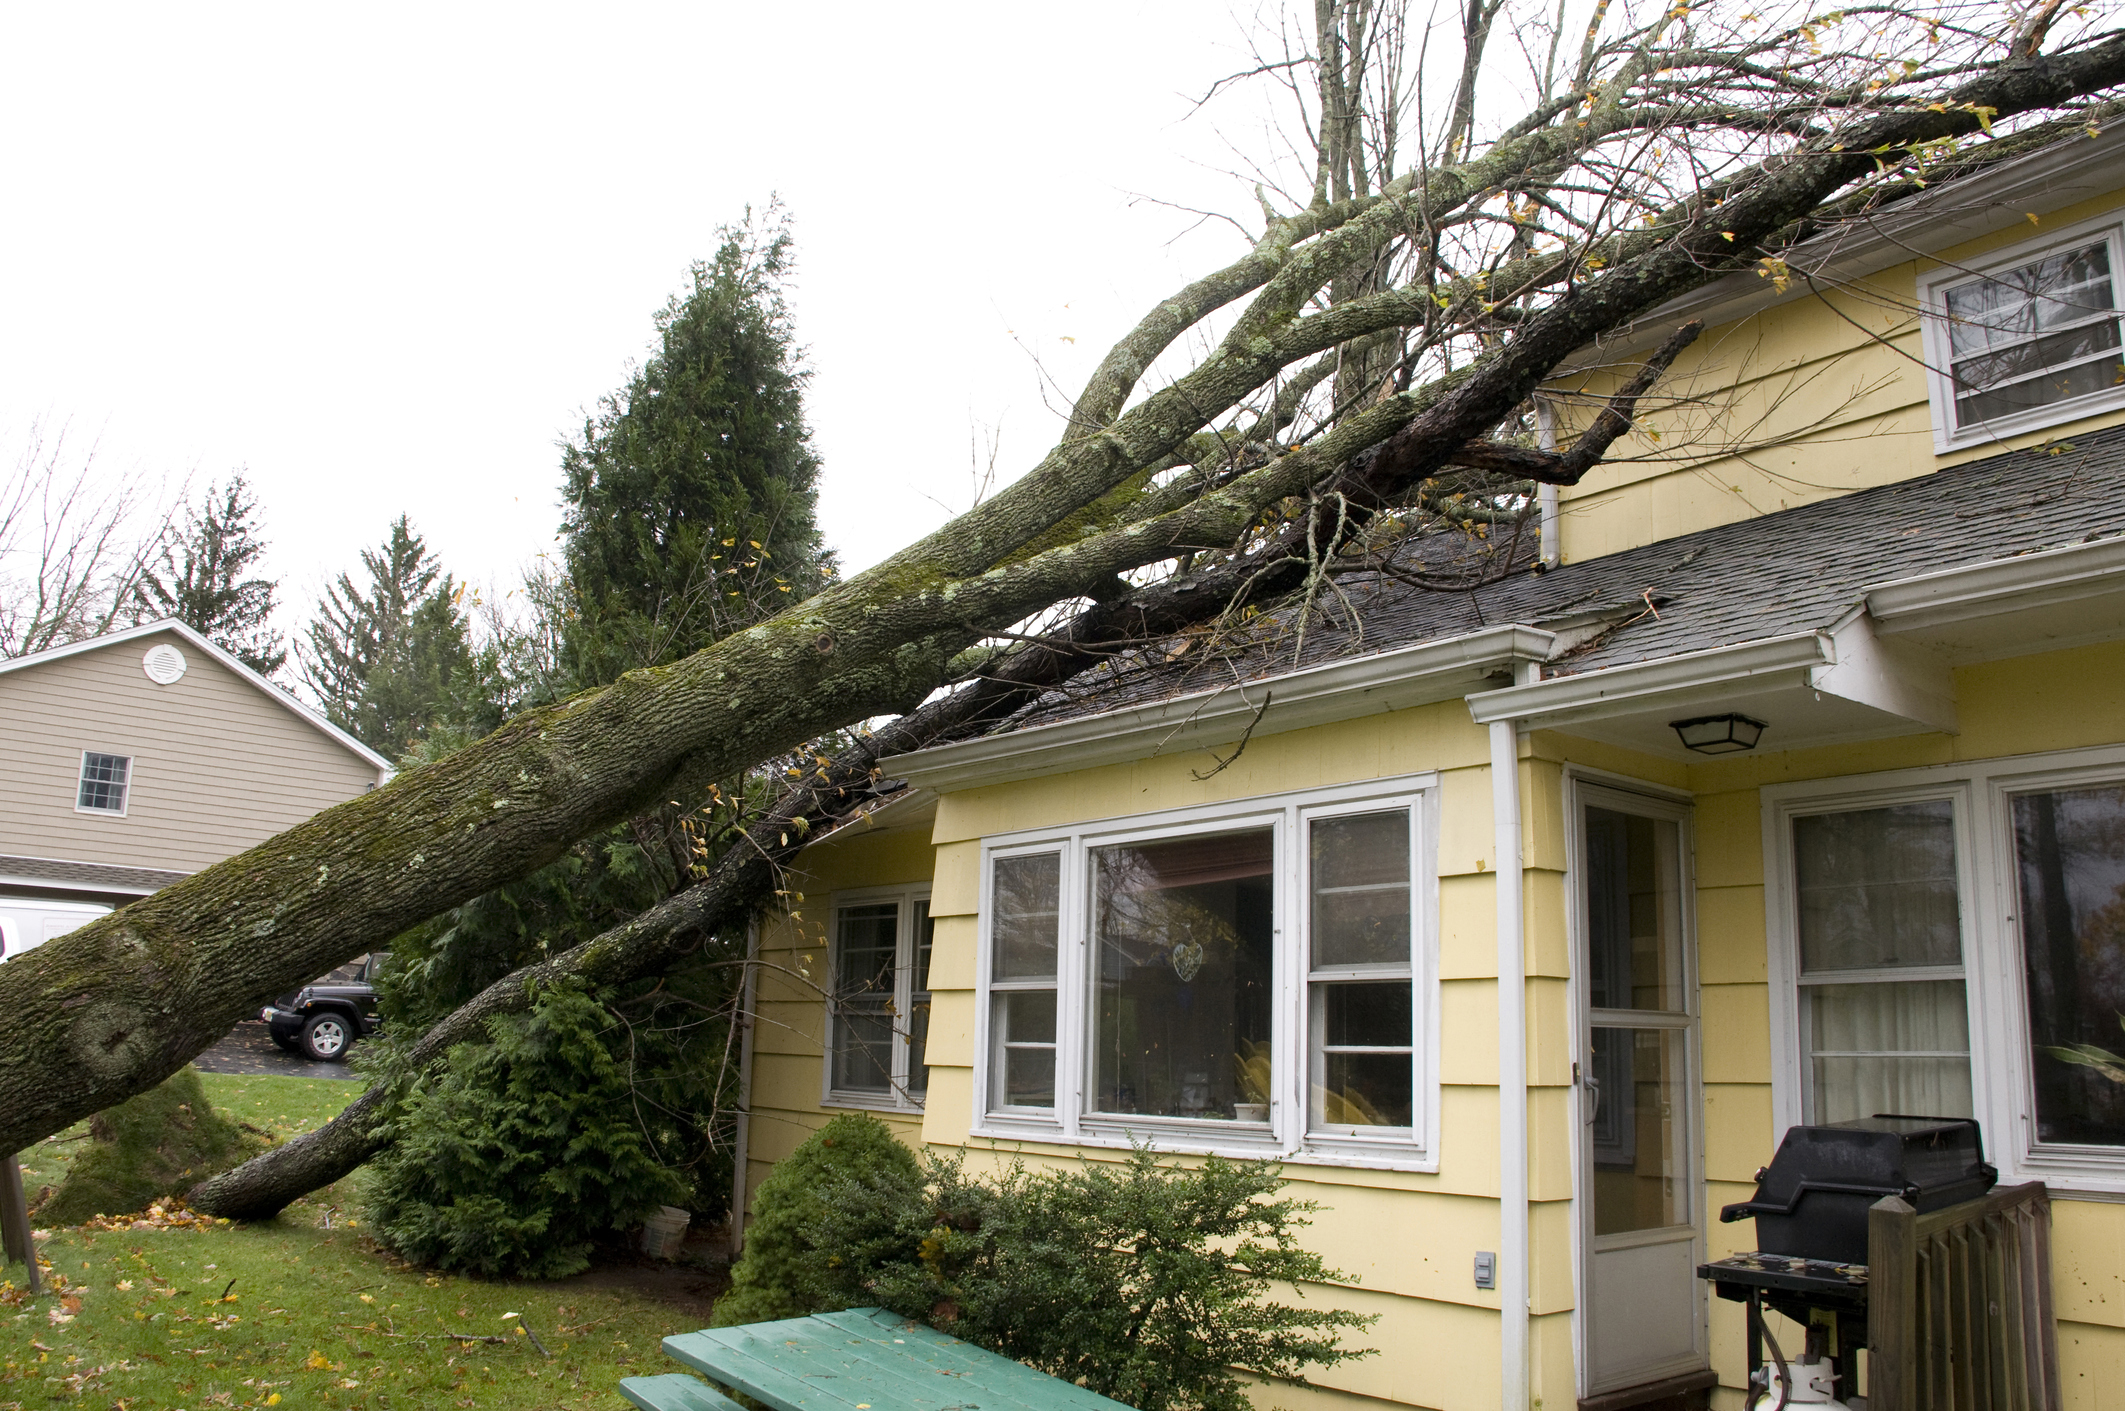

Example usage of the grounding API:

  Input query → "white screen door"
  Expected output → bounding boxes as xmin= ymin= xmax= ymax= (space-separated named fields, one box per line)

xmin=1576 ymin=786 xmax=1705 ymax=1396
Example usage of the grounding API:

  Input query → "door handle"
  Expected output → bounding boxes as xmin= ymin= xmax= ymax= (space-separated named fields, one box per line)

xmin=1584 ymin=1074 xmax=1602 ymax=1125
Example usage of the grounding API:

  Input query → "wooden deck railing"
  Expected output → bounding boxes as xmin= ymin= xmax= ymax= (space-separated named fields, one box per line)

xmin=1867 ymin=1182 xmax=2059 ymax=1411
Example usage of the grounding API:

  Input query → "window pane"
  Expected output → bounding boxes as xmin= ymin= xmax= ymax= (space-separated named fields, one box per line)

xmin=833 ymin=1006 xmax=893 ymax=1094
xmin=913 ymin=900 xmax=935 ymax=992
xmin=1590 ymin=1027 xmax=1689 ymax=1235
xmin=907 ymin=997 xmax=931 ymax=1097
xmin=1320 ymin=1053 xmax=1413 ymax=1127
xmin=1094 ymin=830 xmax=1274 ymax=1120
xmin=1322 ymin=981 xmax=1412 ymax=1045
xmin=1806 ymin=979 xmax=1972 ymax=1123
xmin=1945 ymin=240 xmax=2116 ymax=357
xmin=1311 ymin=812 xmax=1411 ymax=967
xmin=994 ymin=853 xmax=1061 ymax=979
xmin=2014 ymin=785 xmax=2125 ymax=1147
xmin=834 ymin=903 xmax=898 ymax=998
xmin=77 ymin=753 xmax=129 ymax=812
xmin=996 ymin=991 xmax=1056 ymax=1108
xmin=1956 ymin=341 xmax=2125 ymax=425
xmin=1585 ymin=808 xmax=1686 ymax=1012
xmin=1795 ymin=802 xmax=1962 ymax=973
xmin=1003 ymin=1044 xmax=1056 ymax=1108
xmin=1314 ymin=982 xmax=1413 ymax=1129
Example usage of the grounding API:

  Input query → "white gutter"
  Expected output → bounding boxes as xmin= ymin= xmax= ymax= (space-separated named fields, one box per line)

xmin=1467 ymin=632 xmax=1831 ymax=729
xmin=1491 ymin=708 xmax=1530 ymax=1411
xmin=1865 ymin=532 xmax=2125 ymax=634
xmin=882 ymin=624 xmax=1560 ymax=791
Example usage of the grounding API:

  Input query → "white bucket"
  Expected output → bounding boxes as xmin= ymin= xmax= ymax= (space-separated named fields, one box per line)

xmin=639 ymin=1205 xmax=691 ymax=1259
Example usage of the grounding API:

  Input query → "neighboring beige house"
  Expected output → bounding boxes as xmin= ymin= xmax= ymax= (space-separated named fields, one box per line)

xmin=728 ymin=127 xmax=2125 ymax=1411
xmin=0 ymin=619 xmax=389 ymax=955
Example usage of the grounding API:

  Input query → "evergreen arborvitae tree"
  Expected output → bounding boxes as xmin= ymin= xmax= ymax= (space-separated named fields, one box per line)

xmin=301 ymin=516 xmax=472 ymax=759
xmin=560 ymin=205 xmax=834 ymax=686
xmin=135 ymin=476 xmax=286 ymax=675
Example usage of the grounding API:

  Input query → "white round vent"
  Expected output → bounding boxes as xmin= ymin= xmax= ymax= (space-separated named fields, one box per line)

xmin=142 ymin=643 xmax=188 ymax=685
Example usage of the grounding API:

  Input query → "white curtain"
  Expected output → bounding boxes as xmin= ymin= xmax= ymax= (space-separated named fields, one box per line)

xmin=1806 ymin=979 xmax=1973 ymax=1122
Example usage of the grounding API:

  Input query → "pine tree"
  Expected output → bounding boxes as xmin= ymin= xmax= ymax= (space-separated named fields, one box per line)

xmin=559 ymin=205 xmax=834 ymax=686
xmin=135 ymin=476 xmax=285 ymax=675
xmin=301 ymin=516 xmax=471 ymax=758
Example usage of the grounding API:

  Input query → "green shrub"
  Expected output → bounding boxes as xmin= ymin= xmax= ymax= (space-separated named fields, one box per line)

xmin=816 ymin=1147 xmax=1377 ymax=1411
xmin=365 ymin=982 xmax=686 ymax=1278
xmin=38 ymin=1068 xmax=267 ymax=1225
xmin=712 ymin=1113 xmax=923 ymax=1326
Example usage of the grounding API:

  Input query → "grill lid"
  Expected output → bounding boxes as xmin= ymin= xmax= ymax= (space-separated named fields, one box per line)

xmin=1718 ymin=1115 xmax=1998 ymax=1265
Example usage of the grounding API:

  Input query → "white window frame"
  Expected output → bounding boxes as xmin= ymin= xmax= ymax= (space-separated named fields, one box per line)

xmin=972 ymin=773 xmax=1442 ymax=1171
xmin=1764 ymin=743 xmax=2125 ymax=1195
xmin=1918 ymin=212 xmax=2125 ymax=454
xmin=75 ymin=750 xmax=133 ymax=817
xmin=819 ymin=884 xmax=931 ymax=1113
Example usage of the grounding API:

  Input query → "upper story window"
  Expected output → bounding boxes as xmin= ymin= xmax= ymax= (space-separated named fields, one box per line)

xmin=76 ymin=752 xmax=132 ymax=815
xmin=1768 ymin=748 xmax=2125 ymax=1193
xmin=824 ymin=889 xmax=932 ymax=1110
xmin=1920 ymin=219 xmax=2125 ymax=451
xmin=977 ymin=775 xmax=1439 ymax=1169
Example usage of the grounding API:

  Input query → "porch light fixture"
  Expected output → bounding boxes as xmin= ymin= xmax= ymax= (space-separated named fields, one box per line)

xmin=1669 ymin=712 xmax=1766 ymax=754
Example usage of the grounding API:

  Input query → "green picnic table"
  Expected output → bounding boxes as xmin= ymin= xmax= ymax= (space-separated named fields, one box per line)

xmin=619 ymin=1307 xmax=1137 ymax=1411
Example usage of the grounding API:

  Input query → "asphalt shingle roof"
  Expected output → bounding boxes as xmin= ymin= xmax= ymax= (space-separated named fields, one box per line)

xmin=0 ymin=854 xmax=188 ymax=894
xmin=1004 ymin=424 xmax=2125 ymax=732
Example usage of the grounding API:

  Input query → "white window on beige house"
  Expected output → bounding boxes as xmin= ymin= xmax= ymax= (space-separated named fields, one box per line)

xmin=976 ymin=775 xmax=1440 ymax=1169
xmin=1767 ymin=746 xmax=2125 ymax=1193
xmin=75 ymin=751 xmax=132 ymax=815
xmin=1920 ymin=217 xmax=2125 ymax=451
xmin=823 ymin=888 xmax=932 ymax=1110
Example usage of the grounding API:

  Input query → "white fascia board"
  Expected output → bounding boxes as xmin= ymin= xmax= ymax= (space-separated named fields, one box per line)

xmin=881 ymin=624 xmax=1558 ymax=792
xmin=1865 ymin=533 xmax=2125 ymax=635
xmin=1552 ymin=125 xmax=2125 ymax=369
xmin=804 ymin=787 xmax=937 ymax=848
xmin=1466 ymin=632 xmax=1832 ymax=727
xmin=0 ymin=619 xmax=393 ymax=777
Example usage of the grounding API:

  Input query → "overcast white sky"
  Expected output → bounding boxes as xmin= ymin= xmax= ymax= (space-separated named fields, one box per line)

xmin=0 ymin=2 xmax=1305 ymax=639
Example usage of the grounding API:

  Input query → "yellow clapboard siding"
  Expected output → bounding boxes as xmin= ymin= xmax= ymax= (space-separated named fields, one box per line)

xmin=1697 ymin=886 xmax=1766 ymax=985
xmin=1703 ymin=1084 xmax=1776 ymax=1185
xmin=2059 ymin=1319 xmax=2125 ymax=1410
xmin=1699 ymin=984 xmax=1771 ymax=1086
xmin=2049 ymin=1200 xmax=2125 ymax=1330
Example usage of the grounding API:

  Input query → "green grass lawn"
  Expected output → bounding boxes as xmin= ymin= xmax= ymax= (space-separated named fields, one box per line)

xmin=3 ymin=1069 xmax=712 ymax=1410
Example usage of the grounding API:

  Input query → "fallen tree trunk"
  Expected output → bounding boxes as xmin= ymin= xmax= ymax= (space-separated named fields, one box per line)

xmin=8 ymin=36 xmax=2123 ymax=1157
xmin=192 ymin=316 xmax=1690 ymax=1218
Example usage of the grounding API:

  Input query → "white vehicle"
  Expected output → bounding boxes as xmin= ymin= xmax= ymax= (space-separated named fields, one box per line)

xmin=0 ymin=898 xmax=112 ymax=962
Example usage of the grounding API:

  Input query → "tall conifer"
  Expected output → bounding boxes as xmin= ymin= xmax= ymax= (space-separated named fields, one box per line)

xmin=135 ymin=476 xmax=285 ymax=675
xmin=559 ymin=205 xmax=832 ymax=685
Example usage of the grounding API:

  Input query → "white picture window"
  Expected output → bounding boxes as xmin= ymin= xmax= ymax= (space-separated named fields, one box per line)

xmin=1768 ymin=748 xmax=2125 ymax=1192
xmin=976 ymin=776 xmax=1439 ymax=1168
xmin=1920 ymin=218 xmax=2125 ymax=451
xmin=823 ymin=889 xmax=931 ymax=1110
xmin=76 ymin=752 xmax=132 ymax=815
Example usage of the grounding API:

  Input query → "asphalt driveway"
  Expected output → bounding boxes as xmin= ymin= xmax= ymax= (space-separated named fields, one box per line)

xmin=193 ymin=1019 xmax=363 ymax=1079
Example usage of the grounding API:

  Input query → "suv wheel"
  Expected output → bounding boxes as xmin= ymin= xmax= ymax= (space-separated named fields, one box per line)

xmin=300 ymin=1012 xmax=352 ymax=1062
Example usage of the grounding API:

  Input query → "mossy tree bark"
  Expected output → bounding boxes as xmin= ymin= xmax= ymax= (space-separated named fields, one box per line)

xmin=8 ymin=28 xmax=2125 ymax=1160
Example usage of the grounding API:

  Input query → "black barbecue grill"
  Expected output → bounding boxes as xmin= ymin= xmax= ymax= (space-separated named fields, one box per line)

xmin=1697 ymin=1115 xmax=1998 ymax=1405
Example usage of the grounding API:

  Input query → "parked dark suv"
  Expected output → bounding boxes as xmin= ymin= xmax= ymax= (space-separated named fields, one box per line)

xmin=262 ymin=953 xmax=386 ymax=1061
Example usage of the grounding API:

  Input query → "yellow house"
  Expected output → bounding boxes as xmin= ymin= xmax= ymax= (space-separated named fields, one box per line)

xmin=729 ymin=130 xmax=2125 ymax=1411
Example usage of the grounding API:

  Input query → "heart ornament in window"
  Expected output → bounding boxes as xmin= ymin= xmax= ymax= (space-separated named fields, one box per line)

xmin=1168 ymin=934 xmax=1207 ymax=982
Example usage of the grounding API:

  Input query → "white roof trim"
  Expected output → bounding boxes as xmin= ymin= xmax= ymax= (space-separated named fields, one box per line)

xmin=0 ymin=619 xmax=392 ymax=775
xmin=1865 ymin=533 xmax=2125 ymax=634
xmin=1466 ymin=631 xmax=1832 ymax=727
xmin=881 ymin=624 xmax=1559 ymax=791
xmin=1555 ymin=124 xmax=2125 ymax=369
